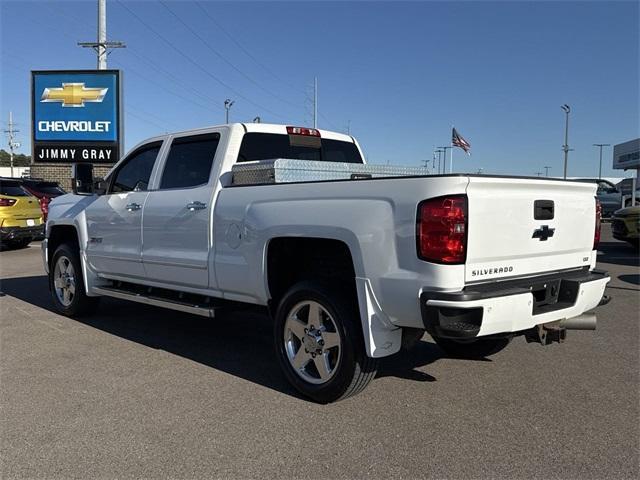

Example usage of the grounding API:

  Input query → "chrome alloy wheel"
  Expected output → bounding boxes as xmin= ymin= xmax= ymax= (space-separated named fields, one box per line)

xmin=53 ymin=256 xmax=76 ymax=307
xmin=283 ymin=300 xmax=342 ymax=384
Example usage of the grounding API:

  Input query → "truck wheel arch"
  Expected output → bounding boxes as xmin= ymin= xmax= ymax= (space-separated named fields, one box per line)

xmin=48 ymin=225 xmax=81 ymax=267
xmin=266 ymin=237 xmax=358 ymax=308
xmin=265 ymin=236 xmax=402 ymax=358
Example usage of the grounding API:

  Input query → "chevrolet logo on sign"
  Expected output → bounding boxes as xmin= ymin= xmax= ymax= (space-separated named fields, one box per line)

xmin=41 ymin=83 xmax=108 ymax=107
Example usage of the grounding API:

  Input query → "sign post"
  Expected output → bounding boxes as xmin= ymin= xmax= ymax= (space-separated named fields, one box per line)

xmin=31 ymin=70 xmax=122 ymax=164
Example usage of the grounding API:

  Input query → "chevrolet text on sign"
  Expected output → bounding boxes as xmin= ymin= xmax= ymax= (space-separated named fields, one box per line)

xmin=32 ymin=70 xmax=122 ymax=164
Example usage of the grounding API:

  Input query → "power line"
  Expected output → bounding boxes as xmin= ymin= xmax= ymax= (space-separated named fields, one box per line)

xmin=160 ymin=0 xmax=302 ymax=110
xmin=36 ymin=2 xmax=228 ymax=121
xmin=194 ymin=1 xmax=307 ymax=96
xmin=115 ymin=0 xmax=287 ymax=121
xmin=39 ymin=2 xmax=224 ymax=115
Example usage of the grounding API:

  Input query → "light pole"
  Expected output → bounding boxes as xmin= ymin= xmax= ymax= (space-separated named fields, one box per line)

xmin=435 ymin=148 xmax=445 ymax=174
xmin=438 ymin=146 xmax=452 ymax=174
xmin=593 ymin=143 xmax=610 ymax=180
xmin=561 ymin=104 xmax=571 ymax=179
xmin=544 ymin=166 xmax=551 ymax=177
xmin=224 ymin=99 xmax=234 ymax=123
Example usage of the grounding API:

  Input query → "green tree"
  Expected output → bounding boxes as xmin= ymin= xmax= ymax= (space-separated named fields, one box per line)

xmin=0 ymin=149 xmax=31 ymax=167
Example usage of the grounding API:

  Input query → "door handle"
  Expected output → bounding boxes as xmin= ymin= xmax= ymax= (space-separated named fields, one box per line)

xmin=125 ymin=202 xmax=141 ymax=212
xmin=187 ymin=201 xmax=207 ymax=211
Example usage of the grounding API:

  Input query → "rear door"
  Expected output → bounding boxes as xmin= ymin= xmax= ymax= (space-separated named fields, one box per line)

xmin=464 ymin=177 xmax=597 ymax=283
xmin=141 ymin=132 xmax=221 ymax=289
xmin=84 ymin=141 xmax=163 ymax=278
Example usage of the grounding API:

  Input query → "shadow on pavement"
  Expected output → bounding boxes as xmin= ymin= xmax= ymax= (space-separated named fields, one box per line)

xmin=618 ymin=274 xmax=640 ymax=286
xmin=0 ymin=274 xmax=444 ymax=398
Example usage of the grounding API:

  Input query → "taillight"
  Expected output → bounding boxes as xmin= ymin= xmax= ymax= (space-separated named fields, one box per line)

xmin=594 ymin=198 xmax=602 ymax=249
xmin=417 ymin=195 xmax=468 ymax=264
xmin=286 ymin=126 xmax=321 ymax=137
xmin=0 ymin=198 xmax=17 ymax=207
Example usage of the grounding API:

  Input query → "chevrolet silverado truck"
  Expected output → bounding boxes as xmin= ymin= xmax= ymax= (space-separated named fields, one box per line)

xmin=43 ymin=123 xmax=610 ymax=403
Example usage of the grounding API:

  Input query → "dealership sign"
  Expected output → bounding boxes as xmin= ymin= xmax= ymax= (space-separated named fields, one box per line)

xmin=32 ymin=70 xmax=122 ymax=163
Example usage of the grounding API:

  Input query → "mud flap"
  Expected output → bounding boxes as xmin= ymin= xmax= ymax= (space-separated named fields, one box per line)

xmin=355 ymin=277 xmax=402 ymax=358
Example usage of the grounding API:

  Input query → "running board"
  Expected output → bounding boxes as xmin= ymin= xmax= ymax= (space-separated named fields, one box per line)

xmin=92 ymin=286 xmax=217 ymax=318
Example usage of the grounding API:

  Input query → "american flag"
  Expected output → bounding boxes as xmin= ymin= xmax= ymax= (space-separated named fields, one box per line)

xmin=452 ymin=128 xmax=471 ymax=154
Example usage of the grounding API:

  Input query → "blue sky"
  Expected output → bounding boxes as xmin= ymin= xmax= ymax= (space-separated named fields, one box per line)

xmin=1 ymin=0 xmax=638 ymax=177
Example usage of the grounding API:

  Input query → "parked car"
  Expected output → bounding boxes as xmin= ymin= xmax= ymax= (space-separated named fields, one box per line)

xmin=44 ymin=123 xmax=610 ymax=402
xmin=0 ymin=179 xmax=44 ymax=249
xmin=611 ymin=205 xmax=639 ymax=248
xmin=572 ymin=178 xmax=640 ymax=217
xmin=16 ymin=178 xmax=66 ymax=221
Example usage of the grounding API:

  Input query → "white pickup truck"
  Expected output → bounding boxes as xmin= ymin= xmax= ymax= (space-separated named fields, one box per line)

xmin=44 ymin=123 xmax=610 ymax=403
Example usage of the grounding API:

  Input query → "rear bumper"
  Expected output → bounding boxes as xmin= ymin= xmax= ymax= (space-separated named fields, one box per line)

xmin=0 ymin=225 xmax=44 ymax=242
xmin=420 ymin=268 xmax=610 ymax=338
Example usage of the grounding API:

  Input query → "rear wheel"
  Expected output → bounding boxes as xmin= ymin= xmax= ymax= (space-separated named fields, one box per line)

xmin=274 ymin=281 xmax=378 ymax=403
xmin=433 ymin=336 xmax=512 ymax=359
xmin=50 ymin=243 xmax=100 ymax=317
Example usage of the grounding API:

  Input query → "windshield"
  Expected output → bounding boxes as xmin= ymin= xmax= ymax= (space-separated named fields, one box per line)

xmin=36 ymin=184 xmax=66 ymax=195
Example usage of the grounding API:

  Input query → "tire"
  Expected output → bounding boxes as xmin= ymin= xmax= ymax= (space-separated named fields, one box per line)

xmin=274 ymin=281 xmax=378 ymax=403
xmin=433 ymin=335 xmax=512 ymax=359
xmin=49 ymin=243 xmax=100 ymax=317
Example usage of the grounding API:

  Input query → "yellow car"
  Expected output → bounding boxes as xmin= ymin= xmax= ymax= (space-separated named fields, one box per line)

xmin=0 ymin=179 xmax=44 ymax=249
xmin=611 ymin=205 xmax=640 ymax=249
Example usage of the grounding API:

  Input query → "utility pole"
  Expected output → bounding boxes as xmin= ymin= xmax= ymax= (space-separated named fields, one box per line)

xmin=438 ymin=146 xmax=452 ymax=174
xmin=313 ymin=77 xmax=318 ymax=129
xmin=4 ymin=112 xmax=20 ymax=177
xmin=536 ymin=171 xmax=543 ymax=177
xmin=224 ymin=99 xmax=235 ymax=123
xmin=78 ymin=0 xmax=125 ymax=69
xmin=561 ymin=104 xmax=571 ymax=179
xmin=544 ymin=166 xmax=551 ymax=177
xmin=593 ymin=143 xmax=610 ymax=180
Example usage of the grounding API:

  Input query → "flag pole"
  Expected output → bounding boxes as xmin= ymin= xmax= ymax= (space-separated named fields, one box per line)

xmin=450 ymin=125 xmax=454 ymax=173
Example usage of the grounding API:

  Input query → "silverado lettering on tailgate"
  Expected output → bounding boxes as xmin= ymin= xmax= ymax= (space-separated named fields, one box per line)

xmin=471 ymin=266 xmax=514 ymax=277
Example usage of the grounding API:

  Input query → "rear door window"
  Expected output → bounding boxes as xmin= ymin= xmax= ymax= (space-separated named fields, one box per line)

xmin=159 ymin=133 xmax=220 ymax=189
xmin=237 ymin=133 xmax=363 ymax=164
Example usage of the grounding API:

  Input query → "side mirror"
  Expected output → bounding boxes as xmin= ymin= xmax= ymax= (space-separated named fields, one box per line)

xmin=72 ymin=163 xmax=94 ymax=195
xmin=607 ymin=187 xmax=618 ymax=194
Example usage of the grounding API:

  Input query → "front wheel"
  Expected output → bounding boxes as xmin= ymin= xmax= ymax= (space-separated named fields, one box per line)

xmin=49 ymin=243 xmax=100 ymax=317
xmin=274 ymin=281 xmax=378 ymax=403
xmin=433 ymin=335 xmax=512 ymax=359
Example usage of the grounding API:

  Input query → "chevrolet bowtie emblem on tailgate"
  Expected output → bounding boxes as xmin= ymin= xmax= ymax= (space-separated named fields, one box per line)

xmin=41 ymin=83 xmax=108 ymax=107
xmin=532 ymin=225 xmax=555 ymax=241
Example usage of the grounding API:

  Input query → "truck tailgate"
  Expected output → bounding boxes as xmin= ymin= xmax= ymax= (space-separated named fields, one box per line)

xmin=465 ymin=176 xmax=597 ymax=283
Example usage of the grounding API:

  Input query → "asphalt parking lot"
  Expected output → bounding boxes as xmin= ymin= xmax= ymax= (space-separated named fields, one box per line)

xmin=1 ymin=224 xmax=638 ymax=479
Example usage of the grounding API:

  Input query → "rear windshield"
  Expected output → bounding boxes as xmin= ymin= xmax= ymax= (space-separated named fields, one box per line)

xmin=237 ymin=133 xmax=363 ymax=164
xmin=36 ymin=184 xmax=66 ymax=195
xmin=0 ymin=182 xmax=30 ymax=197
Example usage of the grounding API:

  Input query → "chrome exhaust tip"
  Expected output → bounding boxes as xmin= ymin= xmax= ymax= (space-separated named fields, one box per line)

xmin=559 ymin=312 xmax=597 ymax=330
